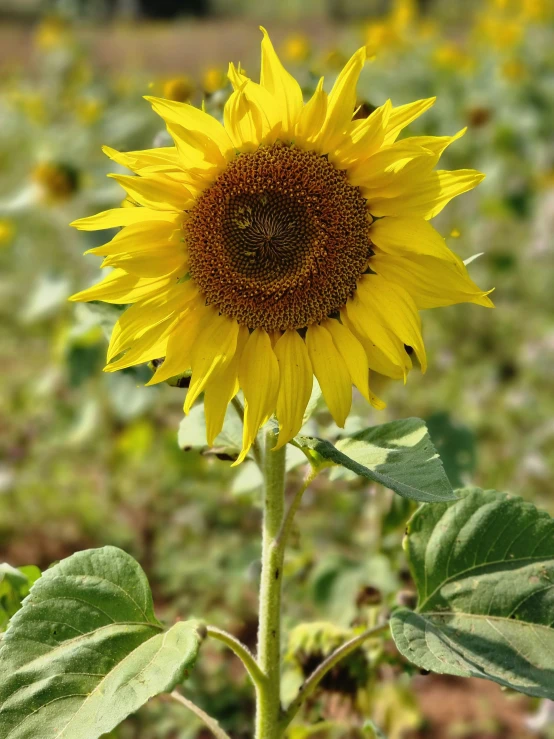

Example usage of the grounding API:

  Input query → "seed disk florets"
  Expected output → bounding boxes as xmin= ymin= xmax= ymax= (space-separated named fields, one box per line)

xmin=186 ymin=143 xmax=371 ymax=331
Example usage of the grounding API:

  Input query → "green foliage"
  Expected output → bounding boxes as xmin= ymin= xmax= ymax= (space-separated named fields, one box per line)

xmin=363 ymin=719 xmax=387 ymax=738
xmin=425 ymin=412 xmax=476 ymax=488
xmin=391 ymin=488 xmax=554 ymax=699
xmin=294 ymin=418 xmax=455 ymax=503
xmin=0 ymin=564 xmax=41 ymax=631
xmin=0 ymin=547 xmax=203 ymax=739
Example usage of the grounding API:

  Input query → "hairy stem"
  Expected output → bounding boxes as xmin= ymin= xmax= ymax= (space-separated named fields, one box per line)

xmin=170 ymin=690 xmax=231 ymax=739
xmin=255 ymin=429 xmax=287 ymax=738
xmin=278 ymin=621 xmax=390 ymax=731
xmin=206 ymin=625 xmax=266 ymax=688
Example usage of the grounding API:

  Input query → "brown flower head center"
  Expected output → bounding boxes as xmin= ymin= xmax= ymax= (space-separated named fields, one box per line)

xmin=185 ymin=143 xmax=372 ymax=331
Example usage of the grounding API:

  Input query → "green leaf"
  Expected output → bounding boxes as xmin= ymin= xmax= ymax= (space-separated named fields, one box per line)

xmin=363 ymin=719 xmax=387 ymax=738
xmin=425 ymin=412 xmax=476 ymax=488
xmin=391 ymin=488 xmax=554 ymax=699
xmin=0 ymin=546 xmax=204 ymax=739
xmin=293 ymin=418 xmax=455 ymax=502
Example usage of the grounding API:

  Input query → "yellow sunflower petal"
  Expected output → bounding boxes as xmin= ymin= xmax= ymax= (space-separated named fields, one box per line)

xmin=103 ymin=317 xmax=176 ymax=373
xmin=295 ymin=78 xmax=327 ymax=147
xmin=236 ymin=328 xmax=280 ymax=465
xmin=358 ymin=130 xmax=467 ymax=194
xmin=224 ymin=87 xmax=263 ymax=151
xmin=383 ymin=97 xmax=436 ymax=144
xmin=305 ymin=323 xmax=352 ymax=427
xmin=86 ymin=221 xmax=180 ymax=257
xmin=70 ymin=207 xmax=180 ymax=231
xmin=259 ymin=27 xmax=303 ymax=138
xmin=101 ymin=246 xmax=186 ymax=278
xmin=316 ymin=47 xmax=366 ymax=154
xmin=371 ymin=252 xmax=494 ymax=309
xmin=204 ymin=324 xmax=249 ymax=446
xmin=348 ymin=141 xmax=433 ymax=189
xmin=107 ymin=283 xmax=195 ymax=361
xmin=165 ymin=123 xmax=227 ymax=172
xmin=324 ymin=318 xmax=385 ymax=410
xmin=366 ymin=169 xmax=485 ymax=219
xmin=102 ymin=145 xmax=181 ymax=175
xmin=273 ymin=330 xmax=313 ymax=449
xmin=369 ymin=216 xmax=463 ymax=266
xmin=344 ymin=293 xmax=411 ymax=379
xmin=357 ymin=274 xmax=427 ymax=372
xmin=146 ymin=299 xmax=205 ymax=386
xmin=145 ymin=96 xmax=234 ymax=160
xmin=402 ymin=127 xmax=466 ymax=160
xmin=184 ymin=309 xmax=240 ymax=413
xmin=341 ymin=309 xmax=406 ymax=380
xmin=69 ymin=270 xmax=172 ymax=304
xmin=330 ymin=99 xmax=392 ymax=168
xmin=224 ymin=76 xmax=280 ymax=150
xmin=108 ymin=173 xmax=193 ymax=212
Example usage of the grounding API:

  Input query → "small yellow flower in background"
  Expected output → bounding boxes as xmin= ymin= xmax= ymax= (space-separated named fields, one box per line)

xmin=202 ymin=66 xmax=227 ymax=95
xmin=70 ymin=28 xmax=492 ymax=464
xmin=148 ymin=77 xmax=196 ymax=104
xmin=390 ymin=0 xmax=417 ymax=31
xmin=321 ymin=48 xmax=348 ymax=71
xmin=365 ymin=0 xmax=417 ymax=56
xmin=34 ymin=162 xmax=80 ymax=202
xmin=0 ymin=219 xmax=15 ymax=247
xmin=371 ymin=682 xmax=421 ymax=739
xmin=417 ymin=19 xmax=438 ymax=42
xmin=8 ymin=90 xmax=47 ymax=125
xmin=162 ymin=76 xmax=195 ymax=103
xmin=475 ymin=14 xmax=523 ymax=50
xmin=501 ymin=58 xmax=528 ymax=81
xmin=520 ymin=0 xmax=552 ymax=21
xmin=75 ymin=97 xmax=104 ymax=125
xmin=366 ymin=22 xmax=399 ymax=56
xmin=449 ymin=228 xmax=461 ymax=239
xmin=433 ymin=42 xmax=475 ymax=74
xmin=34 ymin=16 xmax=72 ymax=51
xmin=282 ymin=33 xmax=311 ymax=63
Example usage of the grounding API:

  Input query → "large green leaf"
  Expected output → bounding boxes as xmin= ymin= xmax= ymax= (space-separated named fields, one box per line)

xmin=391 ymin=488 xmax=554 ymax=698
xmin=425 ymin=412 xmax=476 ymax=488
xmin=293 ymin=418 xmax=455 ymax=502
xmin=0 ymin=546 xmax=203 ymax=739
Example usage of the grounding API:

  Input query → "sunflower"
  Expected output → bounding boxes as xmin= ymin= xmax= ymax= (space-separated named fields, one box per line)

xmin=70 ymin=29 xmax=492 ymax=464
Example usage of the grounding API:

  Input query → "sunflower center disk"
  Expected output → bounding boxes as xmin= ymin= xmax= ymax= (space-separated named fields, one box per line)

xmin=186 ymin=143 xmax=371 ymax=332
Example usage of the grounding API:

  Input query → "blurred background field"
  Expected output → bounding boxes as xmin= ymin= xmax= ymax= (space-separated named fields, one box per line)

xmin=1 ymin=0 xmax=554 ymax=737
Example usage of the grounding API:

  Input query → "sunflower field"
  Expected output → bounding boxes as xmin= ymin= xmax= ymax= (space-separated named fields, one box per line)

xmin=1 ymin=1 xmax=554 ymax=737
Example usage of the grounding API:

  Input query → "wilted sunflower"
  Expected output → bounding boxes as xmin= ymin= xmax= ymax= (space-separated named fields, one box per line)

xmin=70 ymin=29 xmax=492 ymax=463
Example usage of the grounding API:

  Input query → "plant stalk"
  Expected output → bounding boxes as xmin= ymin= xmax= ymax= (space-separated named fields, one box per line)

xmin=206 ymin=625 xmax=266 ymax=688
xmin=170 ymin=690 xmax=231 ymax=739
xmin=255 ymin=428 xmax=287 ymax=738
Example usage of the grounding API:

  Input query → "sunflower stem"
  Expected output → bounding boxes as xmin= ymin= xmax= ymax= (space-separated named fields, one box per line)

xmin=255 ymin=428 xmax=287 ymax=738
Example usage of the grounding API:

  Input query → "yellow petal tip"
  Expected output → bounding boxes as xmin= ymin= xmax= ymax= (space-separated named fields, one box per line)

xmin=231 ymin=447 xmax=250 ymax=467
